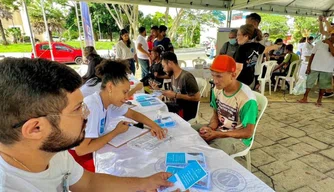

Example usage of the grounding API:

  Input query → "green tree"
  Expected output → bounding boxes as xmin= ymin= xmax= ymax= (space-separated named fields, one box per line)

xmin=292 ymin=16 xmax=319 ymax=42
xmin=259 ymin=13 xmax=289 ymax=41
xmin=28 ymin=0 xmax=68 ymax=42
xmin=139 ymin=12 xmax=173 ymax=34
xmin=0 ymin=0 xmax=19 ymax=45
xmin=212 ymin=10 xmax=226 ymax=25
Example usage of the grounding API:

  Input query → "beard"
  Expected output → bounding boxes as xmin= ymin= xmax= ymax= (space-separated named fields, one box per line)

xmin=40 ymin=119 xmax=87 ymax=153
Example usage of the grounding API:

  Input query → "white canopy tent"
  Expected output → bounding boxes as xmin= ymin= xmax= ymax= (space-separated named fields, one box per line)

xmin=87 ymin=0 xmax=334 ymax=17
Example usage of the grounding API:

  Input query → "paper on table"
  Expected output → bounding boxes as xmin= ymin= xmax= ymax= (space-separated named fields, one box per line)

xmin=108 ymin=126 xmax=149 ymax=148
xmin=127 ymin=132 xmax=172 ymax=152
xmin=158 ymin=161 xmax=207 ymax=192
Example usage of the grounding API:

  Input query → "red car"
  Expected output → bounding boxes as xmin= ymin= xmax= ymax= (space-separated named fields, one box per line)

xmin=31 ymin=42 xmax=83 ymax=64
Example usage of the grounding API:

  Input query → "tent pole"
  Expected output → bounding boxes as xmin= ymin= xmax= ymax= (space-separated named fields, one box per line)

xmin=22 ymin=0 xmax=37 ymax=58
xmin=40 ymin=0 xmax=54 ymax=61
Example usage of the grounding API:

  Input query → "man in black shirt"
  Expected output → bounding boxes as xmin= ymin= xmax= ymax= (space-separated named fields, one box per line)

xmin=151 ymin=52 xmax=200 ymax=121
xmin=153 ymin=25 xmax=174 ymax=52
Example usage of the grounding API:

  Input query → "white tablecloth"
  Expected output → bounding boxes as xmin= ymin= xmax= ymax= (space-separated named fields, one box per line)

xmin=95 ymin=111 xmax=274 ymax=192
xmin=130 ymin=93 xmax=169 ymax=113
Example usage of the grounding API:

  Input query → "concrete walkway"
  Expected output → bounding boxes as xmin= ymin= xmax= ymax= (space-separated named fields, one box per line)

xmin=196 ymin=98 xmax=334 ymax=192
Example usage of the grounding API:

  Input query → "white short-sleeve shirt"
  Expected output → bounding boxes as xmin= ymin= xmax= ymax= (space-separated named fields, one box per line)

xmin=115 ymin=40 xmax=136 ymax=60
xmin=310 ymin=41 xmax=334 ymax=73
xmin=80 ymin=79 xmax=101 ymax=98
xmin=0 ymin=151 xmax=84 ymax=192
xmin=136 ymin=35 xmax=149 ymax=60
xmin=84 ymin=92 xmax=129 ymax=138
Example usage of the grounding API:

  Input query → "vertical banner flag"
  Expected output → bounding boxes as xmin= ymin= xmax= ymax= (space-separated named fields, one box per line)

xmin=80 ymin=2 xmax=94 ymax=46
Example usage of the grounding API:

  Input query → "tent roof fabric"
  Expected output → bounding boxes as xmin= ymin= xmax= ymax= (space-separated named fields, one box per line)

xmin=91 ymin=0 xmax=334 ymax=17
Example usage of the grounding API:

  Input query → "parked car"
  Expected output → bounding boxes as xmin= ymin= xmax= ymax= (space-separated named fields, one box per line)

xmin=31 ymin=42 xmax=83 ymax=64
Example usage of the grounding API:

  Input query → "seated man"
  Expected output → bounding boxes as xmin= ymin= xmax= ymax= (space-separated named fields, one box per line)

xmin=271 ymin=44 xmax=299 ymax=86
xmin=0 ymin=58 xmax=173 ymax=191
xmin=151 ymin=52 xmax=200 ymax=121
xmin=192 ymin=55 xmax=258 ymax=155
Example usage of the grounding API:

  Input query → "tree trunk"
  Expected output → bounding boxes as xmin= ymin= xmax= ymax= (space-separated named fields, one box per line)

xmin=165 ymin=7 xmax=169 ymax=25
xmin=0 ymin=19 xmax=9 ymax=45
xmin=106 ymin=3 xmax=124 ymax=30
xmin=168 ymin=8 xmax=184 ymax=41
xmin=190 ymin=26 xmax=196 ymax=44
xmin=48 ymin=30 xmax=53 ymax=42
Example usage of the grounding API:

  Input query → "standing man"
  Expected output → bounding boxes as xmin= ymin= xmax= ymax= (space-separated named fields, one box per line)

xmin=151 ymin=52 xmax=200 ymax=121
xmin=298 ymin=32 xmax=334 ymax=106
xmin=193 ymin=55 xmax=258 ymax=155
xmin=219 ymin=29 xmax=239 ymax=57
xmin=0 ymin=58 xmax=174 ymax=191
xmin=153 ymin=25 xmax=174 ymax=52
xmin=137 ymin=26 xmax=151 ymax=78
xmin=301 ymin=36 xmax=314 ymax=62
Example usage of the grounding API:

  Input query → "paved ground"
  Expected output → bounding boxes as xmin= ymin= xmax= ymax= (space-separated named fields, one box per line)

xmin=196 ymin=92 xmax=334 ymax=192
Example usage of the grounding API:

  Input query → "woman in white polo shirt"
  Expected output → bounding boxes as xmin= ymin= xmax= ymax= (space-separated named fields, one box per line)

xmin=72 ymin=60 xmax=166 ymax=172
xmin=115 ymin=29 xmax=138 ymax=75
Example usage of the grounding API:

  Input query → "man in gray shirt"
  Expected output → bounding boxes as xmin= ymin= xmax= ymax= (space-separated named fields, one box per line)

xmin=219 ymin=29 xmax=239 ymax=58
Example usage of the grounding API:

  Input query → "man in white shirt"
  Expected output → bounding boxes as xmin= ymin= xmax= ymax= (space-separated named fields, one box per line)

xmin=0 ymin=58 xmax=174 ymax=191
xmin=299 ymin=32 xmax=334 ymax=106
xmin=137 ymin=27 xmax=151 ymax=79
xmin=301 ymin=36 xmax=314 ymax=62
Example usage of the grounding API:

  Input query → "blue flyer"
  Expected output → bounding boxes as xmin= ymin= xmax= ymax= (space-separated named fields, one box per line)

xmin=166 ymin=152 xmax=206 ymax=168
xmin=154 ymin=116 xmax=176 ymax=128
xmin=161 ymin=161 xmax=207 ymax=191
xmin=165 ymin=166 xmax=211 ymax=190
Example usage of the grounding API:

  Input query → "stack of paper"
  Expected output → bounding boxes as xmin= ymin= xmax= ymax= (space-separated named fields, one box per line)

xmin=159 ymin=152 xmax=210 ymax=191
xmin=127 ymin=132 xmax=172 ymax=152
xmin=154 ymin=116 xmax=176 ymax=128
xmin=108 ymin=126 xmax=149 ymax=148
xmin=136 ymin=95 xmax=161 ymax=107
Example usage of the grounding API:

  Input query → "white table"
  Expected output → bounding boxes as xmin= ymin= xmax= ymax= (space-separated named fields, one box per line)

xmin=130 ymin=93 xmax=169 ymax=113
xmin=95 ymin=111 xmax=274 ymax=192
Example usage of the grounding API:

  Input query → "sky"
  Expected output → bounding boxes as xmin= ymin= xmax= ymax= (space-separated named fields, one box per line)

xmin=139 ymin=5 xmax=177 ymax=17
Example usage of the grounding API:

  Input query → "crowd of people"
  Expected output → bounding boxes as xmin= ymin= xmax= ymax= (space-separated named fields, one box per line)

xmin=0 ymin=11 xmax=333 ymax=192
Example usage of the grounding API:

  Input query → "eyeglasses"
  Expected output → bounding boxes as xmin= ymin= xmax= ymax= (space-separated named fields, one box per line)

xmin=12 ymin=103 xmax=90 ymax=129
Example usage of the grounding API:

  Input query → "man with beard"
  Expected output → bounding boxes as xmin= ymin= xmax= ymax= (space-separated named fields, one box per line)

xmin=151 ymin=52 xmax=200 ymax=121
xmin=0 ymin=58 xmax=174 ymax=191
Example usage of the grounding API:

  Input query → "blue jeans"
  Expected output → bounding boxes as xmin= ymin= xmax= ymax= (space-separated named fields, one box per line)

xmin=138 ymin=58 xmax=150 ymax=79
xmin=128 ymin=59 xmax=136 ymax=75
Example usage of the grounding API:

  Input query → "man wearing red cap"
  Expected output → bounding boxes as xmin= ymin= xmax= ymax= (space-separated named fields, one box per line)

xmin=193 ymin=55 xmax=258 ymax=155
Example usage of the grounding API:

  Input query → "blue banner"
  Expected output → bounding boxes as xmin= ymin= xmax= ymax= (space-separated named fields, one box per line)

xmin=80 ymin=2 xmax=94 ymax=46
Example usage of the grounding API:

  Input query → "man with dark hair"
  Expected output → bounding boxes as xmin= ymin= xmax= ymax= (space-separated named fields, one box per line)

xmin=246 ymin=13 xmax=261 ymax=29
xmin=301 ymin=36 xmax=314 ymax=62
xmin=0 ymin=58 xmax=174 ymax=191
xmin=151 ymin=25 xmax=159 ymax=39
xmin=136 ymin=26 xmax=150 ymax=78
xmin=153 ymin=25 xmax=174 ymax=52
xmin=271 ymin=44 xmax=299 ymax=86
xmin=219 ymin=29 xmax=238 ymax=57
xmin=151 ymin=52 xmax=200 ymax=121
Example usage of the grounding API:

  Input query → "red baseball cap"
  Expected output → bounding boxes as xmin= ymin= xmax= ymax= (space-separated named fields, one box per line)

xmin=210 ymin=55 xmax=236 ymax=73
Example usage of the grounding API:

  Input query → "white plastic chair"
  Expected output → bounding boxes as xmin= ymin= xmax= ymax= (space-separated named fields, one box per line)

xmin=178 ymin=60 xmax=187 ymax=68
xmin=230 ymin=91 xmax=268 ymax=171
xmin=192 ymin=57 xmax=206 ymax=67
xmin=257 ymin=61 xmax=278 ymax=95
xmin=274 ymin=60 xmax=302 ymax=94
xmin=188 ymin=77 xmax=208 ymax=124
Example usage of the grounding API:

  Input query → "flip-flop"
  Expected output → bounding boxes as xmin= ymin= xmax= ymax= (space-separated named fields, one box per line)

xmin=297 ymin=99 xmax=308 ymax=103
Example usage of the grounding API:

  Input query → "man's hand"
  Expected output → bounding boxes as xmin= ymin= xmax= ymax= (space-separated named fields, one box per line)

xmin=306 ymin=67 xmax=311 ymax=75
xmin=149 ymin=81 xmax=160 ymax=90
xmin=150 ymin=125 xmax=167 ymax=140
xmin=142 ymin=172 xmax=173 ymax=191
xmin=114 ymin=121 xmax=131 ymax=135
xmin=199 ymin=127 xmax=218 ymax=142
xmin=274 ymin=55 xmax=280 ymax=60
xmin=323 ymin=39 xmax=332 ymax=45
xmin=162 ymin=90 xmax=177 ymax=98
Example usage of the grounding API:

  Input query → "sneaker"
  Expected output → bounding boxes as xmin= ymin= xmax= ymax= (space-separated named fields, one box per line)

xmin=323 ymin=92 xmax=334 ymax=98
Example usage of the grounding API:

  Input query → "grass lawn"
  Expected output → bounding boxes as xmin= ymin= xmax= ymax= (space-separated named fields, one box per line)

xmin=0 ymin=41 xmax=115 ymax=53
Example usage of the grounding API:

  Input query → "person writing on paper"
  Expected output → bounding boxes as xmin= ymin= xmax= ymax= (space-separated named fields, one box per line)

xmin=0 ymin=58 xmax=175 ymax=192
xmin=192 ymin=55 xmax=258 ymax=155
xmin=73 ymin=60 xmax=166 ymax=172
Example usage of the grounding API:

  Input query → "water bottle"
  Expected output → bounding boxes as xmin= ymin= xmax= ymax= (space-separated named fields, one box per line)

xmin=156 ymin=110 xmax=162 ymax=124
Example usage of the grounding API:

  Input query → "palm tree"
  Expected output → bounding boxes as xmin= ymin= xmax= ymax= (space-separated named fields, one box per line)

xmin=28 ymin=0 xmax=65 ymax=42
xmin=0 ymin=4 xmax=13 ymax=45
